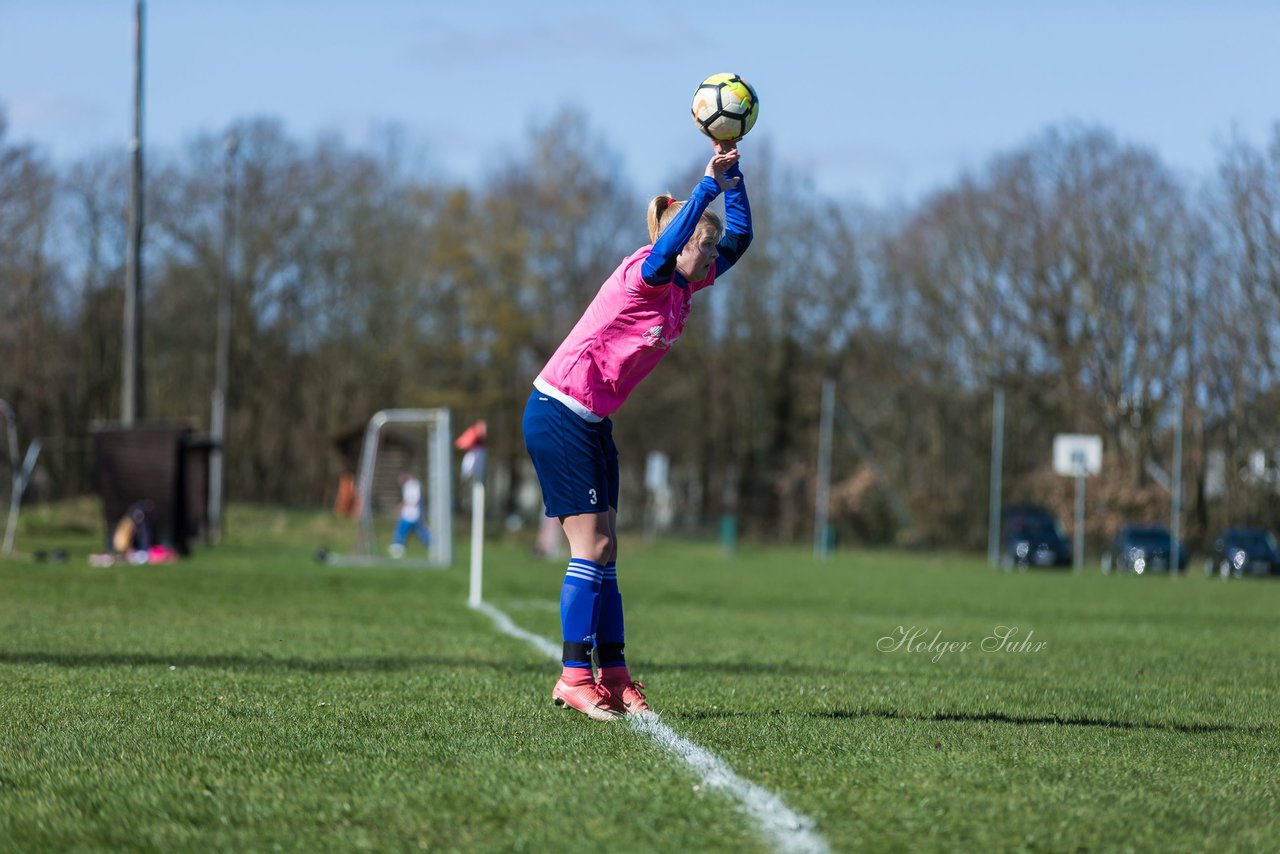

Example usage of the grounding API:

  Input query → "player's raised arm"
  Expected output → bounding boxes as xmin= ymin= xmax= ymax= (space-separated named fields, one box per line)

xmin=641 ymin=159 xmax=726 ymax=286
xmin=715 ymin=146 xmax=752 ymax=276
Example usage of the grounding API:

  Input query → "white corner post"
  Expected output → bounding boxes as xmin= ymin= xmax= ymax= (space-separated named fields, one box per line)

xmin=468 ymin=477 xmax=485 ymax=608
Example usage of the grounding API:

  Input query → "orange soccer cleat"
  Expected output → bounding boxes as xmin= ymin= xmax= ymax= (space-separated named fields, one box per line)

xmin=552 ymin=676 xmax=622 ymax=722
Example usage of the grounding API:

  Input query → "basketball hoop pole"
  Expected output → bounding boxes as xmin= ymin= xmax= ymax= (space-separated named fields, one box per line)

xmin=1073 ymin=468 xmax=1085 ymax=573
xmin=1053 ymin=434 xmax=1102 ymax=573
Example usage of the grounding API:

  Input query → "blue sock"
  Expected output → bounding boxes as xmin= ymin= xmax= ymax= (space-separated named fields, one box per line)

xmin=596 ymin=561 xmax=625 ymax=668
xmin=560 ymin=558 xmax=603 ymax=668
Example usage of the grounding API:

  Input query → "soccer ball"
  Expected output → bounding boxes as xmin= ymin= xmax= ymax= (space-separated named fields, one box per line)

xmin=691 ymin=73 xmax=759 ymax=141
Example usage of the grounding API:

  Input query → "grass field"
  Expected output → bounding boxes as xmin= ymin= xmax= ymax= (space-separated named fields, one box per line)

xmin=3 ymin=503 xmax=1278 ymax=852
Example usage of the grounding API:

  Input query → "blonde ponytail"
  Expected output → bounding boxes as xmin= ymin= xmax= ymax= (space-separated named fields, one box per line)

xmin=646 ymin=194 xmax=683 ymax=242
xmin=645 ymin=194 xmax=726 ymax=245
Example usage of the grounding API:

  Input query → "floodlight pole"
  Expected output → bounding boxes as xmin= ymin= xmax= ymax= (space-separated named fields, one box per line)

xmin=121 ymin=0 xmax=146 ymax=424
xmin=987 ymin=386 xmax=1005 ymax=568
xmin=209 ymin=132 xmax=239 ymax=543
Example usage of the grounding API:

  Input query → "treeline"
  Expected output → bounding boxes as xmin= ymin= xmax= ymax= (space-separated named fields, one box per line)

xmin=3 ymin=107 xmax=1280 ymax=551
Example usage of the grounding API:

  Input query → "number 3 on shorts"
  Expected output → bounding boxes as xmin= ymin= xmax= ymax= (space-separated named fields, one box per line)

xmin=588 ymin=488 xmax=598 ymax=505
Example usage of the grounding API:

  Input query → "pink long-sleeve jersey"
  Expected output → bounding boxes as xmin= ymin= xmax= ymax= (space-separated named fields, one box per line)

xmin=534 ymin=245 xmax=715 ymax=421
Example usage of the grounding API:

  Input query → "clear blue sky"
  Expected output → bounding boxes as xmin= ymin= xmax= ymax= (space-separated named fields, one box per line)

xmin=2 ymin=0 xmax=1278 ymax=204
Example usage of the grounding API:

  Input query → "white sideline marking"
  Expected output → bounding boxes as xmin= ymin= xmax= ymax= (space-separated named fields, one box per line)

xmin=472 ymin=601 xmax=831 ymax=854
xmin=493 ymin=598 xmax=561 ymax=614
xmin=475 ymin=601 xmax=560 ymax=660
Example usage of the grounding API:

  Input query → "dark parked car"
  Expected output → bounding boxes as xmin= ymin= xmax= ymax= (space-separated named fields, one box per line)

xmin=1101 ymin=524 xmax=1188 ymax=574
xmin=1205 ymin=527 xmax=1279 ymax=579
xmin=1001 ymin=504 xmax=1072 ymax=569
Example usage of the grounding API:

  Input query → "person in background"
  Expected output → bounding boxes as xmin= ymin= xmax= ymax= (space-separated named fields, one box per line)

xmin=389 ymin=471 xmax=431 ymax=558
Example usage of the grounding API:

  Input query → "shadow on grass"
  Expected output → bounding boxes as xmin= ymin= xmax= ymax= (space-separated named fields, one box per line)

xmin=0 ymin=650 xmax=550 ymax=675
xmin=820 ymin=707 xmax=1252 ymax=734
xmin=676 ymin=706 xmax=1261 ymax=734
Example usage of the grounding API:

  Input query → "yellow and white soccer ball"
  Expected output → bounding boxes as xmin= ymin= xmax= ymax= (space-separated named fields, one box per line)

xmin=690 ymin=73 xmax=760 ymax=141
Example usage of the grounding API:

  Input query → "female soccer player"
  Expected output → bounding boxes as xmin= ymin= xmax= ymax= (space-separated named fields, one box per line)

xmin=522 ymin=138 xmax=752 ymax=720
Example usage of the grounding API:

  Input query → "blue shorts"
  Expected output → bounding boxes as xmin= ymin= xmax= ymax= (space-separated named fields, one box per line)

xmin=522 ymin=389 xmax=619 ymax=517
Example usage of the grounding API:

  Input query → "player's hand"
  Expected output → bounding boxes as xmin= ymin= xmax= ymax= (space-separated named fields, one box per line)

xmin=706 ymin=148 xmax=741 ymax=191
xmin=711 ymin=137 xmax=739 ymax=156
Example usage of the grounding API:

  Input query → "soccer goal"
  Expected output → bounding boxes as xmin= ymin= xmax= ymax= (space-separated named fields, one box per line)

xmin=326 ymin=408 xmax=452 ymax=569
